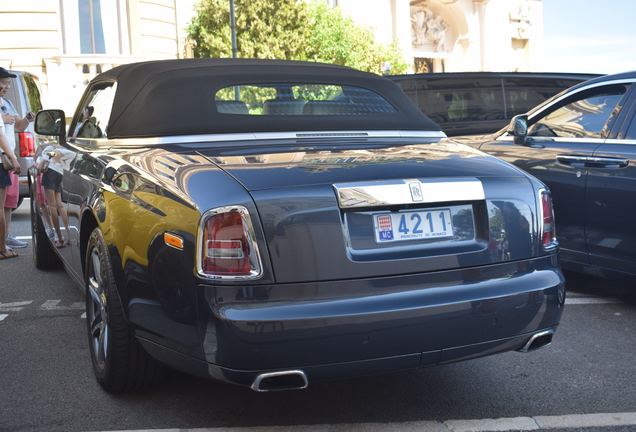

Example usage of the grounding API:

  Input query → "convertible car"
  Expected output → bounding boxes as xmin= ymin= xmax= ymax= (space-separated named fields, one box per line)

xmin=30 ymin=59 xmax=564 ymax=393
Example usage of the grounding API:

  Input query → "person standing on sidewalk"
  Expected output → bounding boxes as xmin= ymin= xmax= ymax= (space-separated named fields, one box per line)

xmin=0 ymin=103 xmax=20 ymax=259
xmin=0 ymin=67 xmax=34 ymax=249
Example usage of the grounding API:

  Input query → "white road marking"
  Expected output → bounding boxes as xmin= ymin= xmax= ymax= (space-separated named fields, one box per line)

xmin=565 ymin=297 xmax=623 ymax=305
xmin=15 ymin=235 xmax=32 ymax=240
xmin=40 ymin=300 xmax=85 ymax=311
xmin=0 ymin=314 xmax=7 ymax=321
xmin=0 ymin=301 xmax=33 ymax=312
xmin=87 ymin=411 xmax=636 ymax=432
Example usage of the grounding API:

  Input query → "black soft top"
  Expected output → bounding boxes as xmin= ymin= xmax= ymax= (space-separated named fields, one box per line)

xmin=91 ymin=58 xmax=439 ymax=139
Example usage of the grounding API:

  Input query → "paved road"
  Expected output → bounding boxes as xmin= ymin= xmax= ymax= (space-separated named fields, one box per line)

xmin=1 ymin=201 xmax=635 ymax=432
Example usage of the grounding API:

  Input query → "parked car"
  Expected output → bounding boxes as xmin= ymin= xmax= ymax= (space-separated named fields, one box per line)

xmin=31 ymin=59 xmax=564 ymax=394
xmin=461 ymin=70 xmax=636 ymax=281
xmin=390 ymin=72 xmax=599 ymax=137
xmin=2 ymin=69 xmax=42 ymax=208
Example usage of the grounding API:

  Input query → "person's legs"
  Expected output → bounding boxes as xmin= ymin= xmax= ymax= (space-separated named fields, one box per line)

xmin=36 ymin=172 xmax=53 ymax=235
xmin=0 ymin=187 xmax=16 ymax=258
xmin=0 ymin=187 xmax=6 ymax=252
xmin=4 ymin=171 xmax=26 ymax=248
xmin=54 ymin=191 xmax=70 ymax=245
xmin=44 ymin=188 xmax=63 ymax=246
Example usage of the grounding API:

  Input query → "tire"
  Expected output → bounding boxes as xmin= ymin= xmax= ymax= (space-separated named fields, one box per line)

xmin=30 ymin=195 xmax=61 ymax=270
xmin=85 ymin=228 xmax=165 ymax=393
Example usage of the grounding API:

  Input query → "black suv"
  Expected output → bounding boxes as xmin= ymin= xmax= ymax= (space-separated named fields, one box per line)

xmin=3 ymin=70 xmax=43 ymax=207
xmin=390 ymin=72 xmax=600 ymax=136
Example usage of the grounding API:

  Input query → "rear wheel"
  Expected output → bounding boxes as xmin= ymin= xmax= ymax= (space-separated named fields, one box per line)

xmin=30 ymin=194 xmax=61 ymax=269
xmin=85 ymin=228 xmax=165 ymax=393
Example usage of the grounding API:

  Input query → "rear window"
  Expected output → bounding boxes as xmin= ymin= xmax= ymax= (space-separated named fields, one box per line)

xmin=503 ymin=78 xmax=580 ymax=118
xmin=214 ymin=83 xmax=396 ymax=116
xmin=398 ymin=78 xmax=505 ymax=124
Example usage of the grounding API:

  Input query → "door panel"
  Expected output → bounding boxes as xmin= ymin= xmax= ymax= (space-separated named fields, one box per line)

xmin=479 ymin=85 xmax=629 ymax=265
xmin=479 ymin=137 xmax=595 ymax=263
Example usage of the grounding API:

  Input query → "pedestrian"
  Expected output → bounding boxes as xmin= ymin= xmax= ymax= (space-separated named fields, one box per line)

xmin=36 ymin=145 xmax=74 ymax=248
xmin=0 ymin=67 xmax=34 ymax=249
xmin=0 ymin=102 xmax=20 ymax=259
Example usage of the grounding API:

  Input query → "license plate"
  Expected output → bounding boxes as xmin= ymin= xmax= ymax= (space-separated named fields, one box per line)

xmin=374 ymin=209 xmax=453 ymax=243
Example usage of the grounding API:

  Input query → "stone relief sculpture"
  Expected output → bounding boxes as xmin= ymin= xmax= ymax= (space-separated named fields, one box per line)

xmin=510 ymin=0 xmax=532 ymax=39
xmin=411 ymin=5 xmax=448 ymax=52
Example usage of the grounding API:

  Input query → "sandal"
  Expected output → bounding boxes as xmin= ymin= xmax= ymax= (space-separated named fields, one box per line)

xmin=55 ymin=239 xmax=66 ymax=248
xmin=0 ymin=249 xmax=18 ymax=260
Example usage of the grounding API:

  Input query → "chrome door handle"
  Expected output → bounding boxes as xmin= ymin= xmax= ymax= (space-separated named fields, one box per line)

xmin=586 ymin=156 xmax=629 ymax=168
xmin=556 ymin=155 xmax=588 ymax=167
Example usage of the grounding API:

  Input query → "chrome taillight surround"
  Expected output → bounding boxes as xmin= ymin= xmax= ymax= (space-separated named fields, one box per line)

xmin=538 ymin=188 xmax=558 ymax=252
xmin=196 ymin=205 xmax=263 ymax=281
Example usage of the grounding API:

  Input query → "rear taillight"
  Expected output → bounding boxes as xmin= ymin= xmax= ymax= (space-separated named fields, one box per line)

xmin=539 ymin=189 xmax=558 ymax=251
xmin=18 ymin=132 xmax=35 ymax=157
xmin=198 ymin=206 xmax=262 ymax=279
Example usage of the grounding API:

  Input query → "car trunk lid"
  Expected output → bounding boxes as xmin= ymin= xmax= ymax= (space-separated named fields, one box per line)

xmin=198 ymin=140 xmax=538 ymax=283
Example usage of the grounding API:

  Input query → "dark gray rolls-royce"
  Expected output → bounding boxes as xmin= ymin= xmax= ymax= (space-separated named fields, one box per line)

xmin=30 ymin=59 xmax=564 ymax=393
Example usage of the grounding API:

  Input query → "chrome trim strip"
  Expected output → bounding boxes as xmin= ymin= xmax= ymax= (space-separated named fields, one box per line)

xmin=518 ymin=329 xmax=554 ymax=353
xmin=196 ymin=205 xmax=263 ymax=281
xmin=333 ymin=178 xmax=485 ymax=209
xmin=496 ymin=136 xmax=607 ymax=144
xmin=604 ymin=138 xmax=636 ymax=145
xmin=77 ymin=130 xmax=446 ymax=147
xmin=251 ymin=370 xmax=308 ymax=392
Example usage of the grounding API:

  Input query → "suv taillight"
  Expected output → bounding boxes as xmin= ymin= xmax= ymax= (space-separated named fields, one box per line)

xmin=18 ymin=132 xmax=35 ymax=157
xmin=199 ymin=206 xmax=262 ymax=279
xmin=540 ymin=189 xmax=558 ymax=251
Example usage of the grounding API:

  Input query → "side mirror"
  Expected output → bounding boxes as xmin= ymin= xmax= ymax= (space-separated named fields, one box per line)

xmin=510 ymin=114 xmax=528 ymax=146
xmin=35 ymin=110 xmax=66 ymax=138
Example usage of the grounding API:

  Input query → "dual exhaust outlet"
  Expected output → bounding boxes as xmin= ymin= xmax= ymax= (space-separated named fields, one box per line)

xmin=250 ymin=330 xmax=554 ymax=392
xmin=251 ymin=369 xmax=308 ymax=392
xmin=517 ymin=329 xmax=554 ymax=353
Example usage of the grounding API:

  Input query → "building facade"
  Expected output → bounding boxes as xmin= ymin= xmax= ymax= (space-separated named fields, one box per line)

xmin=0 ymin=0 xmax=197 ymax=112
xmin=332 ymin=0 xmax=543 ymax=73
xmin=1 ymin=0 xmax=543 ymax=111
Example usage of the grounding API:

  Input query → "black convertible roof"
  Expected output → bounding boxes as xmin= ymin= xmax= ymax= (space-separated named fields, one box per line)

xmin=89 ymin=58 xmax=439 ymax=139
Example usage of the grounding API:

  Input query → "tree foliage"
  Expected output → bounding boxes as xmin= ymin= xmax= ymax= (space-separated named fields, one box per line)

xmin=188 ymin=0 xmax=310 ymax=59
xmin=304 ymin=2 xmax=407 ymax=74
xmin=187 ymin=0 xmax=408 ymax=74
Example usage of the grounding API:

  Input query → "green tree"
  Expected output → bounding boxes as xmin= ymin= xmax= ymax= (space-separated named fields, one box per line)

xmin=187 ymin=0 xmax=408 ymax=75
xmin=304 ymin=1 xmax=408 ymax=74
xmin=187 ymin=0 xmax=310 ymax=59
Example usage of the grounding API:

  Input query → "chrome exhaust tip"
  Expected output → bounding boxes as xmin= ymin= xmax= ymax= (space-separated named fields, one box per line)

xmin=518 ymin=329 xmax=554 ymax=353
xmin=251 ymin=370 xmax=308 ymax=392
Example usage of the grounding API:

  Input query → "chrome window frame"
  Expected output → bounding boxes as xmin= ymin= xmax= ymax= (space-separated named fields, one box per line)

xmin=496 ymin=78 xmax=636 ymax=143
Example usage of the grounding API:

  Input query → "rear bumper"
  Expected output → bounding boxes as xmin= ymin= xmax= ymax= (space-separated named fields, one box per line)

xmin=140 ymin=255 xmax=564 ymax=387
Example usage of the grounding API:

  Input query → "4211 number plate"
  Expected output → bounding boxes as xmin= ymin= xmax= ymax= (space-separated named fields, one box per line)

xmin=374 ymin=209 xmax=453 ymax=243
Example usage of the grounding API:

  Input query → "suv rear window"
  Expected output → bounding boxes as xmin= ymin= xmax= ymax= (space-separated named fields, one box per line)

xmin=214 ymin=83 xmax=397 ymax=116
